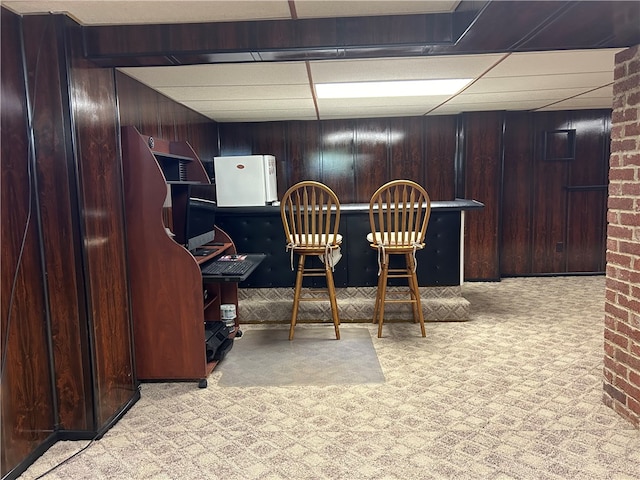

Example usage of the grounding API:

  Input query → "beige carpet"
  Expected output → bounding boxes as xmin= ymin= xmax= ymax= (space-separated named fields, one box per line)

xmin=217 ymin=327 xmax=385 ymax=387
xmin=18 ymin=276 xmax=640 ymax=480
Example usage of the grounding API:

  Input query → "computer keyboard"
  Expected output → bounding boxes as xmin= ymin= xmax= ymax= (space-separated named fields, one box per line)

xmin=201 ymin=260 xmax=253 ymax=276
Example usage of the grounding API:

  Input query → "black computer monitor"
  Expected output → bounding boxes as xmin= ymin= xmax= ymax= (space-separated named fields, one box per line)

xmin=185 ymin=192 xmax=217 ymax=253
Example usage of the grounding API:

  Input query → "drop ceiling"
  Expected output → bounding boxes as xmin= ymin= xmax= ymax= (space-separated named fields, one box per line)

xmin=1 ymin=1 xmax=632 ymax=122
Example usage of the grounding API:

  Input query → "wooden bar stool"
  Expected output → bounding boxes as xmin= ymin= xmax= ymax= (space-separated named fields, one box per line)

xmin=280 ymin=181 xmax=342 ymax=340
xmin=367 ymin=180 xmax=431 ymax=338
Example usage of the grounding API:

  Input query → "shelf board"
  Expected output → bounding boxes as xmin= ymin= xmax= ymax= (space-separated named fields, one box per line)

xmin=153 ymin=151 xmax=194 ymax=162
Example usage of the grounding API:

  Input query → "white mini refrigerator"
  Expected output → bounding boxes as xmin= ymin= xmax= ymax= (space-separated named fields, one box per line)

xmin=213 ymin=155 xmax=278 ymax=207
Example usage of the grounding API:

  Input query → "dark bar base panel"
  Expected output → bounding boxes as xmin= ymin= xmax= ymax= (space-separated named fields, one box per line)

xmin=215 ymin=199 xmax=483 ymax=288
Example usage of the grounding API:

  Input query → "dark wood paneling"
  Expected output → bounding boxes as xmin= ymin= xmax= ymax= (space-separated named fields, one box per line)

xmin=66 ymin=20 xmax=137 ymax=427
xmin=117 ymin=72 xmax=163 ymax=137
xmin=116 ymin=70 xmax=219 ymax=180
xmin=355 ymin=118 xmax=389 ymax=200
xmin=569 ymin=110 xmax=610 ymax=186
xmin=523 ymin=1 xmax=640 ymax=50
xmin=566 ymin=110 xmax=609 ymax=272
xmin=424 ymin=116 xmax=457 ymax=200
xmin=1 ymin=9 xmax=55 ymax=476
xmin=82 ymin=2 xmax=639 ymax=66
xmin=252 ymin=122 xmax=288 ymax=197
xmin=286 ymin=121 xmax=322 ymax=187
xmin=217 ymin=122 xmax=253 ymax=156
xmin=84 ymin=13 xmax=459 ymax=65
xmin=22 ymin=15 xmax=93 ymax=433
xmin=256 ymin=17 xmax=338 ymax=50
xmin=320 ymin=120 xmax=356 ymax=202
xmin=501 ymin=112 xmax=534 ymax=275
xmin=214 ymin=109 xmax=610 ymax=279
xmin=387 ymin=117 xmax=422 ymax=185
xmin=463 ymin=111 xmax=503 ymax=280
xmin=531 ymin=111 xmax=571 ymax=273
xmin=567 ymin=190 xmax=607 ymax=272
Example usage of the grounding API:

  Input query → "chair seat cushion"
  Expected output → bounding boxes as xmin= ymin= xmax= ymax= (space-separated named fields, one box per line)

xmin=367 ymin=231 xmax=424 ymax=246
xmin=288 ymin=233 xmax=343 ymax=246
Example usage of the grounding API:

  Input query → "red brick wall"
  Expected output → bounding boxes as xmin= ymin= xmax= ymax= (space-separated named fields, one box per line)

xmin=604 ymin=44 xmax=640 ymax=428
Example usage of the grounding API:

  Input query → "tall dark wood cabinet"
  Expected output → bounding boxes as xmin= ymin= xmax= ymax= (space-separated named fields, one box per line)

xmin=121 ymin=126 xmax=239 ymax=387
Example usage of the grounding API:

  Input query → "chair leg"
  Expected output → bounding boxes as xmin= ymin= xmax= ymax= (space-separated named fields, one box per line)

xmin=325 ymin=263 xmax=340 ymax=340
xmin=373 ymin=262 xmax=385 ymax=324
xmin=289 ymin=254 xmax=305 ymax=340
xmin=376 ymin=258 xmax=390 ymax=338
xmin=405 ymin=254 xmax=419 ymax=323
xmin=406 ymin=254 xmax=426 ymax=337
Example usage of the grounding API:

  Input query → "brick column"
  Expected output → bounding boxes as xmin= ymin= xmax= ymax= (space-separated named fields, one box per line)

xmin=604 ymin=44 xmax=640 ymax=428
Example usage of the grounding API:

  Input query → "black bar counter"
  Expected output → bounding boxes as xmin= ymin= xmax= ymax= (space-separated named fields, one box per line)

xmin=215 ymin=199 xmax=483 ymax=288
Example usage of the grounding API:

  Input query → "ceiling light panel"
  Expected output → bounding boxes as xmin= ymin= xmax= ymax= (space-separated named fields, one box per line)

xmin=316 ymin=79 xmax=472 ymax=98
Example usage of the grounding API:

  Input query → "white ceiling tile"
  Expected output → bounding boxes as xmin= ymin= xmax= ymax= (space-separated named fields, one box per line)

xmin=319 ymin=104 xmax=433 ymax=118
xmin=573 ymin=85 xmax=614 ymax=98
xmin=452 ymin=88 xmax=590 ymax=104
xmin=208 ymin=110 xmax=318 ymax=122
xmin=158 ymin=85 xmax=312 ymax=101
xmin=119 ymin=63 xmax=309 ymax=88
xmin=310 ymin=54 xmax=505 ymax=83
xmin=433 ymin=99 xmax=559 ymax=113
xmin=3 ymin=1 xmax=293 ymax=25
xmin=294 ymin=0 xmax=459 ymax=19
xmin=538 ymin=97 xmax=614 ymax=111
xmin=184 ymin=98 xmax=315 ymax=111
xmin=484 ymin=49 xmax=621 ymax=77
xmin=465 ymin=72 xmax=614 ymax=93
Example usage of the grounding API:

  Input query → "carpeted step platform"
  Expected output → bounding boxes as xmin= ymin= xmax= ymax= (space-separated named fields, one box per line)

xmin=237 ymin=286 xmax=470 ymax=323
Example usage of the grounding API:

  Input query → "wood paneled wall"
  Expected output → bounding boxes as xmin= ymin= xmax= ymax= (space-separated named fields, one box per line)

xmin=217 ymin=108 xmax=610 ymax=280
xmin=218 ymin=116 xmax=457 ymax=204
xmin=64 ymin=18 xmax=138 ymax=429
xmin=501 ymin=110 xmax=609 ymax=276
xmin=116 ymin=72 xmax=218 ymax=176
xmin=1 ymin=10 xmax=55 ymax=475
xmin=1 ymin=10 xmax=140 ymax=479
xmin=462 ymin=111 xmax=504 ymax=280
